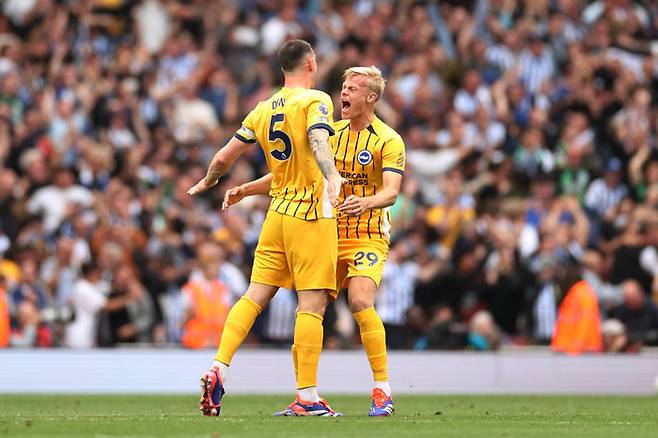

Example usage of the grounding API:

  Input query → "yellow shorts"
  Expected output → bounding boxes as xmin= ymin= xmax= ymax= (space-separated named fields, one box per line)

xmin=251 ymin=210 xmax=337 ymax=291
xmin=335 ymin=238 xmax=389 ymax=297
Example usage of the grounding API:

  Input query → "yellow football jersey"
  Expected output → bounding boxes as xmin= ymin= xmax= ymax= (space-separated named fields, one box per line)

xmin=333 ymin=116 xmax=405 ymax=240
xmin=235 ymin=87 xmax=335 ymax=220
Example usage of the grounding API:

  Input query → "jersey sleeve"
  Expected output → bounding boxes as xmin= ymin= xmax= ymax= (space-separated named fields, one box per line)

xmin=382 ymin=135 xmax=405 ymax=175
xmin=306 ymin=93 xmax=335 ymax=136
xmin=234 ymin=105 xmax=259 ymax=143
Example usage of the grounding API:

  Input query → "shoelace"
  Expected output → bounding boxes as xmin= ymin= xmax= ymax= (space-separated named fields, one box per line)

xmin=318 ymin=399 xmax=335 ymax=413
xmin=372 ymin=388 xmax=389 ymax=408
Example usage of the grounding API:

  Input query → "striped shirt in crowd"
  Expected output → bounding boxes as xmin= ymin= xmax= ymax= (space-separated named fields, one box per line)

xmin=583 ymin=179 xmax=628 ymax=217
xmin=375 ymin=261 xmax=418 ymax=326
xmin=485 ymin=44 xmax=517 ymax=72
xmin=518 ymin=49 xmax=555 ymax=94
xmin=534 ymin=283 xmax=558 ymax=341
xmin=264 ymin=288 xmax=296 ymax=341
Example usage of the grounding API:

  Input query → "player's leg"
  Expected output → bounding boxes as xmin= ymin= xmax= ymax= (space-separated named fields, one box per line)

xmin=277 ymin=288 xmax=342 ymax=416
xmin=343 ymin=239 xmax=394 ymax=416
xmin=200 ymin=282 xmax=277 ymax=416
xmin=212 ymin=283 xmax=278 ymax=379
xmin=294 ymin=289 xmax=327 ymax=401
xmin=290 ymin=257 xmax=348 ymax=385
xmin=347 ymin=276 xmax=393 ymax=415
xmin=275 ymin=215 xmax=341 ymax=416
xmin=201 ymin=211 xmax=292 ymax=416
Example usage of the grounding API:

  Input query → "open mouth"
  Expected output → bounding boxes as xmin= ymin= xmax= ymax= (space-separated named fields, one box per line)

xmin=341 ymin=100 xmax=351 ymax=111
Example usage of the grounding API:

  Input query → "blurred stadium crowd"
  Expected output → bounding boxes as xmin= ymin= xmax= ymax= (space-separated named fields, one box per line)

xmin=1 ymin=0 xmax=658 ymax=353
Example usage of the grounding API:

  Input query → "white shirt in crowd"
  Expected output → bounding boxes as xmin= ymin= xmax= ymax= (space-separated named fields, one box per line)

xmin=135 ymin=0 xmax=170 ymax=54
xmin=435 ymin=121 xmax=505 ymax=152
xmin=640 ymin=246 xmax=658 ymax=277
xmin=27 ymin=184 xmax=93 ymax=232
xmin=64 ymin=278 xmax=110 ymax=349
xmin=534 ymin=283 xmax=557 ymax=341
xmin=261 ymin=16 xmax=303 ymax=55
xmin=453 ymin=86 xmax=494 ymax=118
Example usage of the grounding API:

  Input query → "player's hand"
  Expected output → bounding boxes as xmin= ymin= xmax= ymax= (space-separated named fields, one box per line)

xmin=339 ymin=194 xmax=371 ymax=216
xmin=222 ymin=185 xmax=246 ymax=211
xmin=327 ymin=172 xmax=347 ymax=208
xmin=187 ymin=175 xmax=218 ymax=196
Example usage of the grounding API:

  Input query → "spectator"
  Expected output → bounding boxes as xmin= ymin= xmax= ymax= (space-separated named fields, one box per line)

xmin=581 ymin=250 xmax=623 ymax=316
xmin=526 ymin=255 xmax=561 ymax=344
xmin=180 ymin=242 xmax=232 ymax=349
xmin=551 ymin=271 xmax=603 ymax=355
xmin=454 ymin=70 xmax=494 ymax=119
xmin=64 ymin=262 xmax=110 ymax=348
xmin=1 ymin=279 xmax=9 ymax=347
xmin=99 ymin=263 xmax=154 ymax=346
xmin=483 ymin=237 xmax=528 ymax=337
xmin=584 ymin=158 xmax=628 ymax=218
xmin=425 ymin=168 xmax=476 ymax=252
xmin=26 ymin=167 xmax=92 ymax=234
xmin=609 ymin=279 xmax=658 ymax=348
xmin=375 ymin=238 xmax=417 ymax=349
xmin=468 ymin=310 xmax=501 ymax=351
xmin=601 ymin=318 xmax=628 ymax=353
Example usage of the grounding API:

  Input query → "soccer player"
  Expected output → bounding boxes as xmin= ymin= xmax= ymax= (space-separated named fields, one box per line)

xmin=188 ymin=39 xmax=345 ymax=417
xmin=223 ymin=66 xmax=405 ymax=416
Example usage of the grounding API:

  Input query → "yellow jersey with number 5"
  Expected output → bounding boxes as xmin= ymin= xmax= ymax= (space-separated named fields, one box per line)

xmin=234 ymin=87 xmax=335 ymax=220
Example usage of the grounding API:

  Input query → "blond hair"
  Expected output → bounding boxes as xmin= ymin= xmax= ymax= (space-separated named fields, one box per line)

xmin=343 ymin=66 xmax=385 ymax=100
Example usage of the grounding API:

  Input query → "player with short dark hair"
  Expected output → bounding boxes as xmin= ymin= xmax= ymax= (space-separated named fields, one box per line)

xmin=189 ymin=39 xmax=345 ymax=417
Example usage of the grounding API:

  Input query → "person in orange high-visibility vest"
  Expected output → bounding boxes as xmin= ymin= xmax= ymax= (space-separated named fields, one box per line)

xmin=181 ymin=242 xmax=231 ymax=349
xmin=0 ymin=285 xmax=9 ymax=347
xmin=551 ymin=273 xmax=602 ymax=355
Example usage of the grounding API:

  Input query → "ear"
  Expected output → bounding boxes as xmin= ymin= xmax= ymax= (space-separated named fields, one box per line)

xmin=367 ymin=93 xmax=378 ymax=103
xmin=306 ymin=55 xmax=315 ymax=72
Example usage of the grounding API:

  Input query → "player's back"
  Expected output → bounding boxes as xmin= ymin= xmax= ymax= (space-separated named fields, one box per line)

xmin=333 ymin=116 xmax=405 ymax=241
xmin=236 ymin=87 xmax=335 ymax=220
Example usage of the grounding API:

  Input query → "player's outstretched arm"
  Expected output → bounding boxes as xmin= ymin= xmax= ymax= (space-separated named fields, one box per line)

xmin=222 ymin=173 xmax=273 ymax=211
xmin=308 ymin=127 xmax=345 ymax=207
xmin=187 ymin=137 xmax=251 ymax=196
xmin=339 ymin=171 xmax=403 ymax=216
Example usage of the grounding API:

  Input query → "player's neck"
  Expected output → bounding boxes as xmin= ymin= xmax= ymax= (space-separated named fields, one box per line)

xmin=283 ymin=73 xmax=313 ymax=89
xmin=349 ymin=109 xmax=375 ymax=132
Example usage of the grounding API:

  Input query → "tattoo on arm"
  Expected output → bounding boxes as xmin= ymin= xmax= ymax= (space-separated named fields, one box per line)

xmin=308 ymin=128 xmax=337 ymax=179
xmin=205 ymin=158 xmax=228 ymax=185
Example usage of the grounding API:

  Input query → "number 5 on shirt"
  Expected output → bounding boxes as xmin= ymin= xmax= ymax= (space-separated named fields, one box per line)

xmin=269 ymin=114 xmax=292 ymax=161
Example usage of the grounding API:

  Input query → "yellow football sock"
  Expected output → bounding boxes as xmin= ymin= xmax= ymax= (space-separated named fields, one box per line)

xmin=291 ymin=344 xmax=299 ymax=385
xmin=214 ymin=296 xmax=262 ymax=365
xmin=353 ymin=307 xmax=388 ymax=382
xmin=294 ymin=311 xmax=323 ymax=389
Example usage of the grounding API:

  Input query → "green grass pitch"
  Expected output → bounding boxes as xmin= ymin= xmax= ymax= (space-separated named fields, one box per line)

xmin=1 ymin=394 xmax=657 ymax=437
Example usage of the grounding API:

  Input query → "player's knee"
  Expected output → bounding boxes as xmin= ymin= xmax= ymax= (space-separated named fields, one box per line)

xmin=348 ymin=278 xmax=375 ymax=312
xmin=244 ymin=283 xmax=277 ymax=309
xmin=349 ymin=294 xmax=374 ymax=313
xmin=297 ymin=291 xmax=328 ymax=315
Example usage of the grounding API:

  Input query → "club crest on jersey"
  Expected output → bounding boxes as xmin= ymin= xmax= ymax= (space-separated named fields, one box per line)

xmin=357 ymin=150 xmax=373 ymax=165
xmin=319 ymin=103 xmax=329 ymax=116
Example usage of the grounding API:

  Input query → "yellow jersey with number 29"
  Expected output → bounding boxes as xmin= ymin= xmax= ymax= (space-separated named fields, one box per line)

xmin=333 ymin=116 xmax=405 ymax=241
xmin=234 ymin=87 xmax=335 ymax=220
